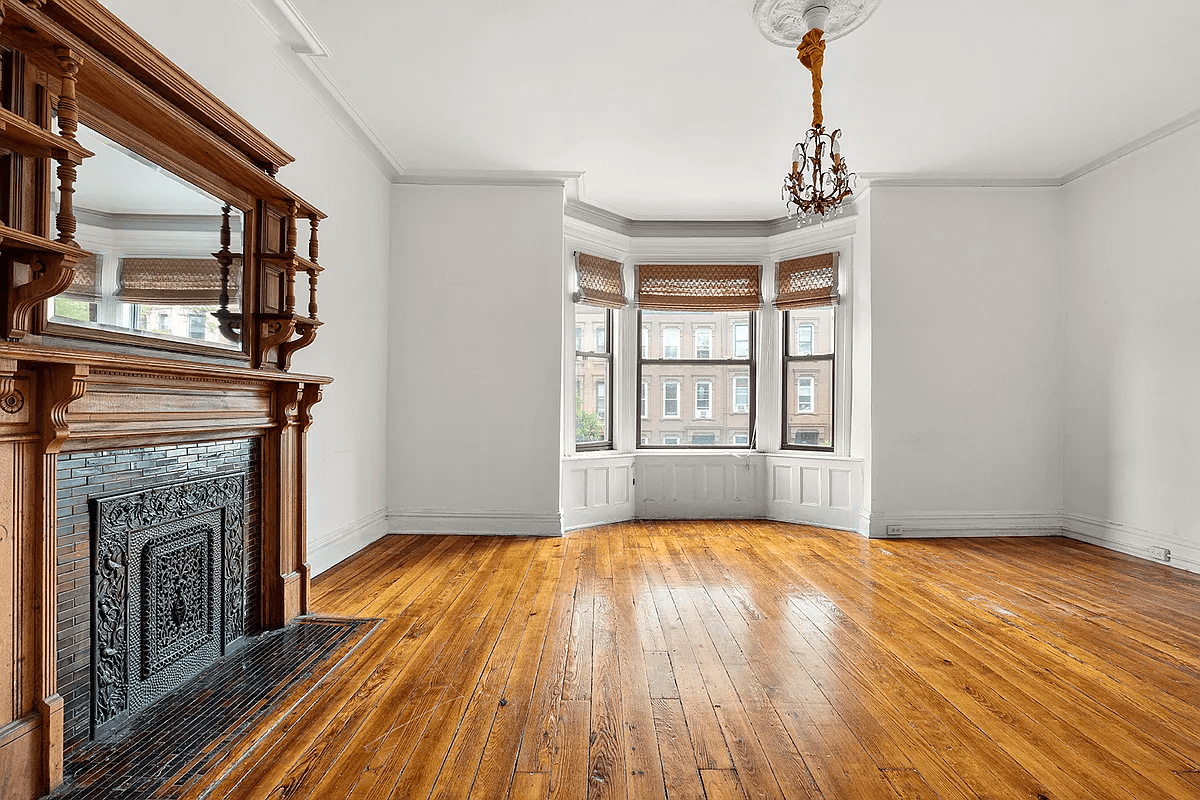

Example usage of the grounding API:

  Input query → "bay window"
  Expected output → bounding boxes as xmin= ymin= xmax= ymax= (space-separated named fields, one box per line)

xmin=572 ymin=252 xmax=625 ymax=451
xmin=636 ymin=263 xmax=759 ymax=448
xmin=776 ymin=253 xmax=838 ymax=451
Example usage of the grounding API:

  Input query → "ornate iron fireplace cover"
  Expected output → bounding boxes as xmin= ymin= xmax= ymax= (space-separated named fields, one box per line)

xmin=91 ymin=472 xmax=246 ymax=739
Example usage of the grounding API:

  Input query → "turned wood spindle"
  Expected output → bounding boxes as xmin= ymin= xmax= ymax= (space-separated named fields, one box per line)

xmin=308 ymin=215 xmax=319 ymax=264
xmin=284 ymin=201 xmax=298 ymax=314
xmin=307 ymin=269 xmax=318 ymax=320
xmin=217 ymin=204 xmax=232 ymax=310
xmin=307 ymin=215 xmax=319 ymax=319
xmin=54 ymin=48 xmax=81 ymax=245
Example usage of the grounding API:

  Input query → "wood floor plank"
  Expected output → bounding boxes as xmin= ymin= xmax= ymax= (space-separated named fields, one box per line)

xmin=700 ymin=769 xmax=750 ymax=800
xmin=168 ymin=523 xmax=1200 ymax=800
xmin=508 ymin=772 xmax=550 ymax=800
xmin=651 ymin=697 xmax=707 ymax=800
xmin=548 ymin=700 xmax=590 ymax=800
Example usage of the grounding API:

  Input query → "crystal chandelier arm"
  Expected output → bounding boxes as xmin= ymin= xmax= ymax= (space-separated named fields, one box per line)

xmin=796 ymin=28 xmax=826 ymax=128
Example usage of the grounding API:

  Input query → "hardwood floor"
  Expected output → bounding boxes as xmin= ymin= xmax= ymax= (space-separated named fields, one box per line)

xmin=192 ymin=521 xmax=1200 ymax=799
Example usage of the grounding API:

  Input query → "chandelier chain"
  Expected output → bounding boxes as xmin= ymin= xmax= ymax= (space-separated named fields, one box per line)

xmin=796 ymin=28 xmax=826 ymax=128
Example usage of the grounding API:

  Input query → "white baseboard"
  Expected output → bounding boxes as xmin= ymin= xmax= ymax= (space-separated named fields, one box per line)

xmin=865 ymin=511 xmax=1063 ymax=539
xmin=309 ymin=507 xmax=388 ymax=576
xmin=1062 ymin=512 xmax=1198 ymax=574
xmin=388 ymin=508 xmax=563 ymax=537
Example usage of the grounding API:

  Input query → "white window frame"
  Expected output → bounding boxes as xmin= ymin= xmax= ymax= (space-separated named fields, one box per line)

xmin=663 ymin=380 xmax=680 ymax=419
xmin=690 ymin=431 xmax=718 ymax=445
xmin=694 ymin=326 xmax=712 ymax=359
xmin=595 ymin=324 xmax=606 ymax=352
xmin=595 ymin=379 xmax=605 ymax=419
xmin=733 ymin=321 xmax=749 ymax=358
xmin=641 ymin=380 xmax=649 ymax=419
xmin=695 ymin=380 xmax=712 ymax=419
xmin=733 ymin=375 xmax=749 ymax=414
xmin=796 ymin=375 xmax=815 ymax=414
xmin=733 ymin=432 xmax=750 ymax=445
xmin=796 ymin=322 xmax=814 ymax=356
xmin=662 ymin=326 xmax=680 ymax=360
xmin=663 ymin=435 xmax=680 ymax=446
xmin=641 ymin=325 xmax=649 ymax=358
xmin=575 ymin=325 xmax=582 ymax=352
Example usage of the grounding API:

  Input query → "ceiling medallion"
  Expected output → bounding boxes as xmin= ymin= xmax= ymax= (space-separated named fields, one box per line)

xmin=758 ymin=1 xmax=875 ymax=224
xmin=753 ymin=0 xmax=882 ymax=46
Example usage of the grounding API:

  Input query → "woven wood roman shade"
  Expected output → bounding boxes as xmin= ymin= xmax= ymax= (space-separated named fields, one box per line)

xmin=573 ymin=252 xmax=626 ymax=308
xmin=61 ymin=253 xmax=100 ymax=301
xmin=637 ymin=264 xmax=762 ymax=311
xmin=116 ymin=257 xmax=229 ymax=305
xmin=775 ymin=252 xmax=839 ymax=310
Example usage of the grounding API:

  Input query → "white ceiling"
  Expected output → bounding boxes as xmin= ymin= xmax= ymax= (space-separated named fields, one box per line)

xmin=289 ymin=0 xmax=1200 ymax=220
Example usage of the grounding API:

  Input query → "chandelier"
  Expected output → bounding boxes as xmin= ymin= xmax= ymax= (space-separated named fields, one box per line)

xmin=755 ymin=1 xmax=876 ymax=223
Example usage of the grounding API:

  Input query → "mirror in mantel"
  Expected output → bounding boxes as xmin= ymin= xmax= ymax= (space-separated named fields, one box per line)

xmin=48 ymin=123 xmax=245 ymax=350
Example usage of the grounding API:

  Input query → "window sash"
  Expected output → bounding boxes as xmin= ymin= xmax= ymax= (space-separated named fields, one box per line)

xmin=796 ymin=324 xmax=814 ymax=356
xmin=663 ymin=382 xmax=680 ymax=418
xmin=695 ymin=381 xmax=712 ymax=418
xmin=638 ymin=310 xmax=755 ymax=449
xmin=782 ymin=309 xmax=834 ymax=452
xmin=733 ymin=322 xmax=749 ymax=358
xmin=796 ymin=376 xmax=814 ymax=413
xmin=575 ymin=305 xmax=613 ymax=451
xmin=733 ymin=376 xmax=749 ymax=413
xmin=663 ymin=327 xmax=680 ymax=359
xmin=695 ymin=327 xmax=712 ymax=359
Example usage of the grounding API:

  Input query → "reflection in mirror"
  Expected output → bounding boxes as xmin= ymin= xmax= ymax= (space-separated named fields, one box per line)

xmin=48 ymin=123 xmax=244 ymax=349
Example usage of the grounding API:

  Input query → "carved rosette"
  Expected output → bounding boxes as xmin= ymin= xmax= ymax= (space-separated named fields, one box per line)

xmin=92 ymin=472 xmax=247 ymax=733
xmin=753 ymin=0 xmax=882 ymax=45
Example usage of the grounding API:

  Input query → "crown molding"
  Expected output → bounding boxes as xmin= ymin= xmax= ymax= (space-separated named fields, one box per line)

xmin=394 ymin=169 xmax=582 ymax=188
xmin=859 ymin=173 xmax=1061 ymax=188
xmin=238 ymin=0 xmax=405 ymax=181
xmin=1060 ymin=104 xmax=1200 ymax=185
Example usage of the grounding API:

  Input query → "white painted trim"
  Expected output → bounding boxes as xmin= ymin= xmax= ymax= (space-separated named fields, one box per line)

xmin=1062 ymin=513 xmax=1198 ymax=575
xmin=864 ymin=511 xmax=1063 ymax=539
xmin=237 ymin=0 xmax=405 ymax=180
xmin=859 ymin=174 xmax=1060 ymax=188
xmin=388 ymin=508 xmax=563 ymax=537
xmin=308 ymin=507 xmax=388 ymax=575
xmin=1059 ymin=104 xmax=1200 ymax=185
xmin=394 ymin=170 xmax=584 ymax=187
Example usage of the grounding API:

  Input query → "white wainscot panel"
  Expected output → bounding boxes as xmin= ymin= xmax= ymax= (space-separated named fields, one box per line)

xmin=562 ymin=454 xmax=636 ymax=531
xmin=765 ymin=454 xmax=864 ymax=534
xmin=799 ymin=467 xmax=821 ymax=506
xmin=588 ymin=467 xmax=610 ymax=507
xmin=636 ymin=454 xmax=767 ymax=519
xmin=829 ymin=469 xmax=852 ymax=510
xmin=773 ymin=465 xmax=792 ymax=503
xmin=612 ymin=466 xmax=631 ymax=504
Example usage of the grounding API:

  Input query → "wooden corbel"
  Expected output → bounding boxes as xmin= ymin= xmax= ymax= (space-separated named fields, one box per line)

xmin=297 ymin=382 xmax=323 ymax=433
xmin=40 ymin=363 xmax=88 ymax=453
xmin=7 ymin=250 xmax=79 ymax=339
xmin=0 ymin=1 xmax=7 ymax=27
xmin=278 ymin=319 xmax=321 ymax=371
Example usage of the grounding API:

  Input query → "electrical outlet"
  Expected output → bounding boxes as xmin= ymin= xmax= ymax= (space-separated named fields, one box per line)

xmin=1147 ymin=546 xmax=1171 ymax=562
xmin=885 ymin=525 xmax=903 ymax=537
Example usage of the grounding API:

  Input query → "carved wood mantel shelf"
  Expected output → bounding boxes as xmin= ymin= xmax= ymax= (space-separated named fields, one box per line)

xmin=0 ymin=2 xmax=334 ymax=797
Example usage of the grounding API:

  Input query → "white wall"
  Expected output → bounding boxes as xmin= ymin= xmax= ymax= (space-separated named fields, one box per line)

xmin=389 ymin=184 xmax=565 ymax=535
xmin=102 ymin=0 xmax=394 ymax=573
xmin=866 ymin=187 xmax=1064 ymax=537
xmin=1062 ymin=124 xmax=1200 ymax=572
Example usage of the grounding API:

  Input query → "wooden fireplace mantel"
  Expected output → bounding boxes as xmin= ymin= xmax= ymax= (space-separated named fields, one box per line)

xmin=1 ymin=2 xmax=334 ymax=796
